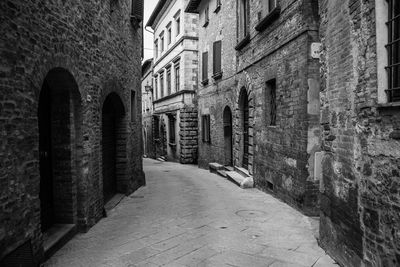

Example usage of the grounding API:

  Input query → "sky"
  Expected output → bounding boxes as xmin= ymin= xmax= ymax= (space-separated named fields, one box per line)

xmin=143 ymin=0 xmax=159 ymax=62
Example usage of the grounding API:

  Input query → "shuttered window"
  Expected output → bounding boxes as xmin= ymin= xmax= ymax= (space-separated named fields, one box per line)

xmin=202 ymin=115 xmax=211 ymax=143
xmin=387 ymin=0 xmax=400 ymax=102
xmin=202 ymin=52 xmax=208 ymax=82
xmin=131 ymin=0 xmax=143 ymax=22
xmin=213 ymin=41 xmax=222 ymax=76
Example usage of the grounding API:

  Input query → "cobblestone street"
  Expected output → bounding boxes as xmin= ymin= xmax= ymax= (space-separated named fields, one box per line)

xmin=45 ymin=159 xmax=337 ymax=267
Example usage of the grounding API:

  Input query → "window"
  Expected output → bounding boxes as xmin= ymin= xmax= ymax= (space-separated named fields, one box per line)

xmin=255 ymin=0 xmax=280 ymax=32
xmin=131 ymin=0 xmax=144 ymax=23
xmin=160 ymin=32 xmax=164 ymax=52
xmin=202 ymin=115 xmax=211 ymax=143
xmin=160 ymin=72 xmax=164 ymax=98
xmin=175 ymin=64 xmax=180 ymax=91
xmin=130 ymin=90 xmax=136 ymax=122
xmin=168 ymin=115 xmax=176 ymax=143
xmin=213 ymin=41 xmax=222 ymax=79
xmin=154 ymin=76 xmax=158 ymax=99
xmin=203 ymin=5 xmax=209 ymax=27
xmin=265 ymin=79 xmax=277 ymax=126
xmin=238 ymin=0 xmax=249 ymax=38
xmin=174 ymin=10 xmax=181 ymax=36
xmin=167 ymin=23 xmax=172 ymax=45
xmin=202 ymin=52 xmax=208 ymax=83
xmin=215 ymin=0 xmax=222 ymax=12
xmin=154 ymin=39 xmax=158 ymax=58
xmin=167 ymin=67 xmax=172 ymax=95
xmin=153 ymin=115 xmax=160 ymax=139
xmin=386 ymin=0 xmax=400 ymax=102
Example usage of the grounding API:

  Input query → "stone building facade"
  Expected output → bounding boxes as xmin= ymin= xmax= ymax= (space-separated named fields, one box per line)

xmin=319 ymin=0 xmax=400 ymax=266
xmin=142 ymin=59 xmax=155 ymax=158
xmin=186 ymin=0 xmax=238 ymax=169
xmin=0 ymin=0 xmax=144 ymax=264
xmin=187 ymin=0 xmax=321 ymax=215
xmin=146 ymin=0 xmax=199 ymax=163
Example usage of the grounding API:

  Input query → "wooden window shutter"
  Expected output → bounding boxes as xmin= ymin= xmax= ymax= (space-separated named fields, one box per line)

xmin=132 ymin=0 xmax=144 ymax=22
xmin=202 ymin=52 xmax=208 ymax=81
xmin=213 ymin=41 xmax=221 ymax=74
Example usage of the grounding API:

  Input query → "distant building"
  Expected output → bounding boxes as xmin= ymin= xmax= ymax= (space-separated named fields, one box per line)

xmin=319 ymin=1 xmax=400 ymax=266
xmin=186 ymin=0 xmax=320 ymax=214
xmin=146 ymin=0 xmax=199 ymax=163
xmin=0 ymin=0 xmax=144 ymax=264
xmin=142 ymin=59 xmax=155 ymax=158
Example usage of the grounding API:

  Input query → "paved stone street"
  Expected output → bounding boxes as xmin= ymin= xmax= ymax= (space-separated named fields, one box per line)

xmin=45 ymin=159 xmax=337 ymax=267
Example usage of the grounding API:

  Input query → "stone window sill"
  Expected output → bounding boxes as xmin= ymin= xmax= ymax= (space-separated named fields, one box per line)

xmin=212 ymin=71 xmax=223 ymax=80
xmin=201 ymin=79 xmax=209 ymax=86
xmin=377 ymin=102 xmax=400 ymax=110
xmin=255 ymin=6 xmax=281 ymax=32
xmin=235 ymin=34 xmax=250 ymax=51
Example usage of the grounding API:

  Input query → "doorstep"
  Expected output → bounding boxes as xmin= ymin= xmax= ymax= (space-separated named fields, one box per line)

xmin=43 ymin=224 xmax=76 ymax=260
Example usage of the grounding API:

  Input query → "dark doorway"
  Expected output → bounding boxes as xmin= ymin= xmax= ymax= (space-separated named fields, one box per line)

xmin=239 ymin=88 xmax=249 ymax=169
xmin=38 ymin=68 xmax=81 ymax=232
xmin=223 ymin=106 xmax=233 ymax=166
xmin=102 ymin=93 xmax=125 ymax=203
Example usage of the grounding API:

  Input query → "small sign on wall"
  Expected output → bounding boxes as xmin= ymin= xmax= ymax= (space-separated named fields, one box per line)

xmin=311 ymin=42 xmax=322 ymax=59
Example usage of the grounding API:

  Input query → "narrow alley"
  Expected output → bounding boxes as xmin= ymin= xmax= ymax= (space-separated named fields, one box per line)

xmin=45 ymin=159 xmax=336 ymax=267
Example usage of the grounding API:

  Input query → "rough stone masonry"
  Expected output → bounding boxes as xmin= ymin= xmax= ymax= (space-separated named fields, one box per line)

xmin=319 ymin=0 xmax=400 ymax=266
xmin=0 ymin=0 xmax=144 ymax=264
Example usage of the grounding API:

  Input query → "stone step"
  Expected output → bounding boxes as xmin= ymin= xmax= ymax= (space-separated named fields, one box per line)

xmin=226 ymin=171 xmax=254 ymax=189
xmin=209 ymin=162 xmax=225 ymax=174
xmin=217 ymin=170 xmax=227 ymax=178
xmin=43 ymin=224 xmax=76 ymax=260
xmin=234 ymin=166 xmax=250 ymax=177
xmin=224 ymin=166 xmax=234 ymax=172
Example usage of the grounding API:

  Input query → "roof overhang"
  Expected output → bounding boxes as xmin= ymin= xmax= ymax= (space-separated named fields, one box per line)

xmin=145 ymin=0 xmax=167 ymax=29
xmin=185 ymin=0 xmax=202 ymax=13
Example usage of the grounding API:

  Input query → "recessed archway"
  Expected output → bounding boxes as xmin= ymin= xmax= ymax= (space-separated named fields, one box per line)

xmin=238 ymin=88 xmax=249 ymax=169
xmin=223 ymin=106 xmax=233 ymax=166
xmin=102 ymin=92 xmax=127 ymax=204
xmin=38 ymin=67 xmax=82 ymax=233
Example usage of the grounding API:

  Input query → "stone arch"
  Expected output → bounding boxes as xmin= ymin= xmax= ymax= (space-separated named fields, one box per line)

xmin=234 ymin=78 xmax=255 ymax=173
xmin=223 ymin=106 xmax=233 ymax=166
xmin=37 ymin=67 xmax=83 ymax=232
xmin=101 ymin=92 xmax=128 ymax=204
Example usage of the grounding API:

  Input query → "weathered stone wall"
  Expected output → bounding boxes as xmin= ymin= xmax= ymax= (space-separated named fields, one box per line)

xmin=319 ymin=0 xmax=400 ymax=266
xmin=0 ymin=0 xmax=143 ymax=263
xmin=180 ymin=106 xmax=198 ymax=163
xmin=196 ymin=0 xmax=238 ymax=169
xmin=235 ymin=0 xmax=321 ymax=214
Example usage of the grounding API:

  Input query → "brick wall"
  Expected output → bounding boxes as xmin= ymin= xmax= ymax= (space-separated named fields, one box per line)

xmin=234 ymin=0 xmax=320 ymax=215
xmin=0 ymin=0 xmax=144 ymax=263
xmin=319 ymin=0 xmax=400 ymax=266
xmin=180 ymin=106 xmax=198 ymax=164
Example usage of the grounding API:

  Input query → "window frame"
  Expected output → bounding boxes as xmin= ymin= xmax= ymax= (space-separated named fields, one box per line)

xmin=168 ymin=115 xmax=176 ymax=144
xmin=154 ymin=39 xmax=159 ymax=58
xmin=167 ymin=22 xmax=172 ymax=45
xmin=166 ymin=67 xmax=172 ymax=95
xmin=265 ymin=79 xmax=277 ymax=126
xmin=202 ymin=51 xmax=209 ymax=84
xmin=203 ymin=5 xmax=210 ymax=27
xmin=174 ymin=10 xmax=181 ymax=36
xmin=160 ymin=31 xmax=165 ymax=52
xmin=386 ymin=0 xmax=400 ymax=102
xmin=201 ymin=115 xmax=211 ymax=143
xmin=175 ymin=63 xmax=180 ymax=91
xmin=154 ymin=75 xmax=158 ymax=100
xmin=212 ymin=40 xmax=222 ymax=79
xmin=160 ymin=72 xmax=164 ymax=98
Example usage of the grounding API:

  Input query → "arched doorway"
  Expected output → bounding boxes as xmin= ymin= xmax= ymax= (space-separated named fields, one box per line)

xmin=239 ymin=88 xmax=249 ymax=169
xmin=102 ymin=93 xmax=126 ymax=203
xmin=223 ymin=106 xmax=233 ymax=166
xmin=38 ymin=68 xmax=82 ymax=232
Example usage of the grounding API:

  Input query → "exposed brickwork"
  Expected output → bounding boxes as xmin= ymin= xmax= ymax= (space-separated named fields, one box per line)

xmin=319 ymin=0 xmax=400 ymax=266
xmin=179 ymin=106 xmax=198 ymax=164
xmin=0 ymin=0 xmax=144 ymax=264
xmin=191 ymin=0 xmax=320 ymax=215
